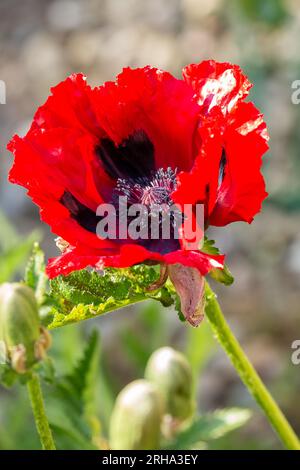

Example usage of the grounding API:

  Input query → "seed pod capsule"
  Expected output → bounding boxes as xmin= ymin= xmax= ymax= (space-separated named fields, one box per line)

xmin=109 ymin=379 xmax=163 ymax=450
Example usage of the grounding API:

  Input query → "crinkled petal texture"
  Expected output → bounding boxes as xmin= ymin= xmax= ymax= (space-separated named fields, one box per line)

xmin=8 ymin=61 xmax=268 ymax=278
xmin=173 ymin=60 xmax=269 ymax=225
xmin=47 ymin=244 xmax=224 ymax=278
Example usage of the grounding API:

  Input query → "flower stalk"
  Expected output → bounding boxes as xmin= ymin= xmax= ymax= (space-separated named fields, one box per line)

xmin=27 ymin=373 xmax=56 ymax=450
xmin=204 ymin=282 xmax=300 ymax=450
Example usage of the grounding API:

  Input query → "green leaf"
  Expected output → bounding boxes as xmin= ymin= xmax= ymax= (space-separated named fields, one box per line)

xmin=202 ymin=237 xmax=221 ymax=256
xmin=202 ymin=237 xmax=234 ymax=286
xmin=46 ymin=331 xmax=101 ymax=449
xmin=47 ymin=266 xmax=175 ymax=329
xmin=67 ymin=330 xmax=100 ymax=415
xmin=167 ymin=408 xmax=252 ymax=449
xmin=209 ymin=264 xmax=234 ymax=286
xmin=24 ymin=243 xmax=48 ymax=305
xmin=53 ymin=331 xmax=100 ymax=414
xmin=24 ymin=244 xmax=59 ymax=325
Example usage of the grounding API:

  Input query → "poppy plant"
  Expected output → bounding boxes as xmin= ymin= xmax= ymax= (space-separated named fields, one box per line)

xmin=7 ymin=60 xmax=268 ymax=287
xmin=7 ymin=62 xmax=300 ymax=452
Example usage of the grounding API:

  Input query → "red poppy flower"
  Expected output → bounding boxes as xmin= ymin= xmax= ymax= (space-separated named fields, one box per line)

xmin=7 ymin=61 xmax=268 ymax=281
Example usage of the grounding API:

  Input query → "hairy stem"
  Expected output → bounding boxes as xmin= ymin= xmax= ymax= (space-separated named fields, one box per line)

xmin=27 ymin=373 xmax=56 ymax=450
xmin=205 ymin=282 xmax=300 ymax=450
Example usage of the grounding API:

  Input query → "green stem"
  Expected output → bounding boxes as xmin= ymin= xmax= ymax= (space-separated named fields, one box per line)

xmin=205 ymin=282 xmax=300 ymax=450
xmin=27 ymin=373 xmax=56 ymax=450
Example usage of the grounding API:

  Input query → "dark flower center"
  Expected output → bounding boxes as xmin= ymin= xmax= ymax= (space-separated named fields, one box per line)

xmin=112 ymin=167 xmax=178 ymax=206
xmin=60 ymin=131 xmax=182 ymax=254
xmin=111 ymin=167 xmax=182 ymax=254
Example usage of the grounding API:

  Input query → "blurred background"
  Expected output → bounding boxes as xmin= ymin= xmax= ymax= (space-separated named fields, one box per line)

xmin=0 ymin=0 xmax=300 ymax=449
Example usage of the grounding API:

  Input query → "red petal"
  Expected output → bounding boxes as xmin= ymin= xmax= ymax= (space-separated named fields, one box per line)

xmin=172 ymin=114 xmax=223 ymax=216
xmin=183 ymin=60 xmax=252 ymax=115
xmin=8 ymin=129 xmax=115 ymax=249
xmin=47 ymin=242 xmax=224 ymax=279
xmin=163 ymin=249 xmax=224 ymax=274
xmin=94 ymin=67 xmax=200 ymax=171
xmin=175 ymin=64 xmax=269 ymax=227
xmin=30 ymin=73 xmax=103 ymax=137
xmin=47 ymin=244 xmax=161 ymax=278
xmin=209 ymin=102 xmax=269 ymax=225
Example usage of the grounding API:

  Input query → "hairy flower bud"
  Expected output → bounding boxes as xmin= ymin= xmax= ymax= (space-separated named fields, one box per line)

xmin=109 ymin=379 xmax=162 ymax=450
xmin=0 ymin=283 xmax=49 ymax=373
xmin=145 ymin=347 xmax=194 ymax=421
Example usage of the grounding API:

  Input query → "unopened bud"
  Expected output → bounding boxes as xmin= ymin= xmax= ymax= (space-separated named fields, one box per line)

xmin=145 ymin=347 xmax=194 ymax=421
xmin=0 ymin=283 xmax=50 ymax=373
xmin=109 ymin=380 xmax=162 ymax=450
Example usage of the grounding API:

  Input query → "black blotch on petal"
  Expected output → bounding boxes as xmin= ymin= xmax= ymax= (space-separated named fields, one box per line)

xmin=96 ymin=129 xmax=155 ymax=180
xmin=60 ymin=191 xmax=98 ymax=233
xmin=218 ymin=148 xmax=227 ymax=186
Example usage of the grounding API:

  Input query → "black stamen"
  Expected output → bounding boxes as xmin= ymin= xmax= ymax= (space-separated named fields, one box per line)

xmin=112 ymin=167 xmax=178 ymax=206
xmin=111 ymin=167 xmax=182 ymax=254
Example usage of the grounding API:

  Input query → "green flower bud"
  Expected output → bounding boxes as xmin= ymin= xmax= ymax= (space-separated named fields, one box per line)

xmin=0 ymin=283 xmax=48 ymax=373
xmin=145 ymin=347 xmax=194 ymax=421
xmin=109 ymin=379 xmax=162 ymax=450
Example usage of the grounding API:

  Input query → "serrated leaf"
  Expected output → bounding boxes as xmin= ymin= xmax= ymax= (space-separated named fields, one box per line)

xmin=202 ymin=237 xmax=234 ymax=285
xmin=167 ymin=408 xmax=252 ymax=449
xmin=202 ymin=237 xmax=221 ymax=256
xmin=24 ymin=243 xmax=48 ymax=305
xmin=67 ymin=330 xmax=100 ymax=412
xmin=47 ymin=266 xmax=175 ymax=329
xmin=46 ymin=331 xmax=101 ymax=448
xmin=53 ymin=331 xmax=100 ymax=412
